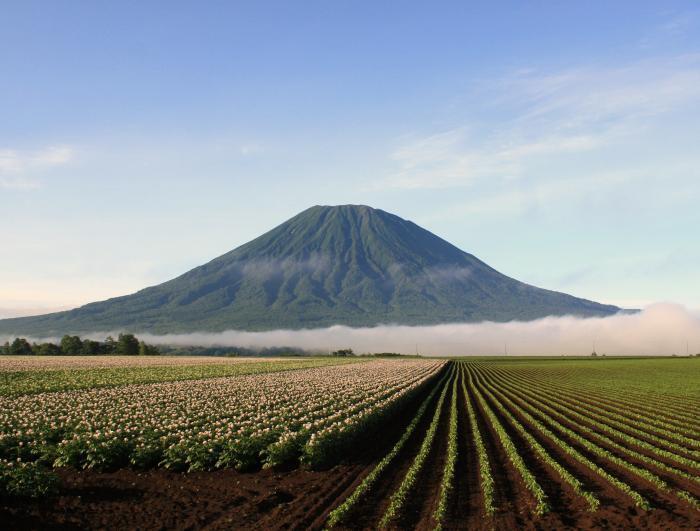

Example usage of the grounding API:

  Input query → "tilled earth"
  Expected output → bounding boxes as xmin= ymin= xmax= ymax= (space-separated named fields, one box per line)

xmin=2 ymin=363 xmax=699 ymax=531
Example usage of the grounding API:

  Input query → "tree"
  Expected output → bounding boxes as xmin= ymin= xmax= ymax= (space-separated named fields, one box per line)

xmin=103 ymin=336 xmax=117 ymax=354
xmin=60 ymin=335 xmax=83 ymax=356
xmin=0 ymin=342 xmax=9 ymax=355
xmin=81 ymin=339 xmax=101 ymax=356
xmin=35 ymin=342 xmax=61 ymax=356
xmin=332 ymin=348 xmax=355 ymax=357
xmin=116 ymin=333 xmax=139 ymax=356
xmin=10 ymin=338 xmax=33 ymax=356
xmin=138 ymin=341 xmax=160 ymax=356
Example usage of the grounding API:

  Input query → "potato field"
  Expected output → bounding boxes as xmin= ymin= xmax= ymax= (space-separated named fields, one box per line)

xmin=0 ymin=356 xmax=698 ymax=529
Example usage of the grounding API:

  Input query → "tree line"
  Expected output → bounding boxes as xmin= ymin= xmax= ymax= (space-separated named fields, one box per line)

xmin=1 ymin=333 xmax=160 ymax=356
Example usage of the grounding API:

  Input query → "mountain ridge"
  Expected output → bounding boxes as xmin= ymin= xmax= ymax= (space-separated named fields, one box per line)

xmin=0 ymin=204 xmax=620 ymax=336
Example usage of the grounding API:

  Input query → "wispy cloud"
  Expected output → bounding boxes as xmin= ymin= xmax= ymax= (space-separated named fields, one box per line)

xmin=380 ymin=55 xmax=700 ymax=191
xmin=0 ymin=145 xmax=75 ymax=189
xmin=640 ymin=10 xmax=699 ymax=47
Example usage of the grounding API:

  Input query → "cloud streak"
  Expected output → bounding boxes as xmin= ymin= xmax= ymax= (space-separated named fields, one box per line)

xmin=381 ymin=55 xmax=700 ymax=191
xmin=0 ymin=145 xmax=75 ymax=189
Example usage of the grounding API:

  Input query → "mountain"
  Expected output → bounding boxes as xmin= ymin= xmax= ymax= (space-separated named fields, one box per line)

xmin=0 ymin=205 xmax=620 ymax=336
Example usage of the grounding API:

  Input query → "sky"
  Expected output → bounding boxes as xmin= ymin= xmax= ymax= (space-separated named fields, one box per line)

xmin=1 ymin=1 xmax=699 ymax=318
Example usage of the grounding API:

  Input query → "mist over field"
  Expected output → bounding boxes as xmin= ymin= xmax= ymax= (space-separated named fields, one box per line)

xmin=4 ymin=304 xmax=698 ymax=357
xmin=131 ymin=303 xmax=698 ymax=357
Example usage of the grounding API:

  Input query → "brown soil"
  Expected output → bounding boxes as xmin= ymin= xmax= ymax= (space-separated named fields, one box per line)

xmin=0 ymin=466 xmax=359 ymax=531
xmin=336 ymin=376 xmax=444 ymax=530
xmin=2 ymin=363 xmax=699 ymax=531
xmin=441 ymin=379 xmax=483 ymax=530
xmin=479 ymin=375 xmax=700 ymax=530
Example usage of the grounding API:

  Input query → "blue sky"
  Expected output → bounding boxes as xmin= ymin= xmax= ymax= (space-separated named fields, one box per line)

xmin=1 ymin=1 xmax=699 ymax=317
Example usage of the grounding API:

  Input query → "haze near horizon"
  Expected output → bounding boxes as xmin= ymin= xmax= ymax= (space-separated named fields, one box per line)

xmin=1 ymin=2 xmax=699 ymax=335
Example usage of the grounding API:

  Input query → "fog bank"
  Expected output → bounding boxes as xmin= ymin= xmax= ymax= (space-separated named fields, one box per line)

xmin=135 ymin=303 xmax=700 ymax=356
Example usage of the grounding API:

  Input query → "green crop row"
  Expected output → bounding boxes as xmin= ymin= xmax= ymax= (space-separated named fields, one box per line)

xmin=482 ymin=364 xmax=700 ymax=439
xmin=484 ymin=366 xmax=700 ymax=472
xmin=484 ymin=372 xmax=682 ymax=509
xmin=480 ymin=370 xmax=699 ymax=510
xmin=472 ymin=366 xmax=650 ymax=510
xmin=433 ymin=371 xmax=459 ymax=530
xmin=469 ymin=368 xmax=599 ymax=511
xmin=484 ymin=362 xmax=700 ymax=430
xmin=491 ymin=366 xmax=700 ymax=453
xmin=378 ymin=366 xmax=454 ymax=528
xmin=466 ymin=367 xmax=550 ymax=516
xmin=492 ymin=370 xmax=700 ymax=482
xmin=460 ymin=365 xmax=495 ymax=516
xmin=324 ymin=368 xmax=450 ymax=528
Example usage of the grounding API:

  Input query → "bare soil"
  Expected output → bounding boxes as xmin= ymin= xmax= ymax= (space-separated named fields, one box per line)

xmin=2 ymin=365 xmax=699 ymax=531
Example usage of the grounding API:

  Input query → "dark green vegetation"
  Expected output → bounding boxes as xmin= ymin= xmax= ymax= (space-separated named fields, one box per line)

xmin=1 ymin=333 xmax=159 ymax=357
xmin=0 ymin=205 xmax=619 ymax=336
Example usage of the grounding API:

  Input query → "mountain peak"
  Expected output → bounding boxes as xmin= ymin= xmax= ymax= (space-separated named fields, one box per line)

xmin=0 ymin=205 xmax=619 ymax=336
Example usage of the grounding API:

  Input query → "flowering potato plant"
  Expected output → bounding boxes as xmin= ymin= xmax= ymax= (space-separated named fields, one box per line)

xmin=0 ymin=360 xmax=445 ymax=479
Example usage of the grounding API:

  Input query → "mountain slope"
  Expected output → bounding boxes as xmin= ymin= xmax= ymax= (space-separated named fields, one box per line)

xmin=0 ymin=205 xmax=619 ymax=336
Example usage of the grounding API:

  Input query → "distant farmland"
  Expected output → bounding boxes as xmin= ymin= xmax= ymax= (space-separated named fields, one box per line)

xmin=1 ymin=356 xmax=698 ymax=529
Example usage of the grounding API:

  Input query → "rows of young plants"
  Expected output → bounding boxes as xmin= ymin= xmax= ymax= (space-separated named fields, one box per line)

xmin=460 ymin=365 xmax=495 ymax=516
xmin=466 ymin=367 xmax=601 ymax=511
xmin=471 ymin=362 xmax=700 ymax=510
xmin=502 ymin=360 xmax=700 ymax=424
xmin=378 ymin=366 xmax=454 ymax=528
xmin=486 ymin=378 xmax=699 ymax=510
xmin=0 ymin=359 xmax=445 ymax=495
xmin=0 ymin=357 xmax=360 ymax=396
xmin=488 ymin=365 xmax=700 ymax=455
xmin=0 ymin=355 xmax=295 ymax=371
xmin=324 ymin=358 xmax=698 ymax=528
xmin=469 ymin=367 xmax=651 ymax=510
xmin=325 ymin=367 xmax=452 ymax=527
xmin=481 ymin=365 xmax=700 ymax=478
xmin=498 ymin=366 xmax=700 ymax=439
xmin=433 ymin=373 xmax=458 ymax=529
xmin=466 ymin=367 xmax=550 ymax=516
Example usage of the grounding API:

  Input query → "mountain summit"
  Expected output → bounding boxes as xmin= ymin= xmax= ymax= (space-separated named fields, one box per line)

xmin=0 ymin=205 xmax=619 ymax=335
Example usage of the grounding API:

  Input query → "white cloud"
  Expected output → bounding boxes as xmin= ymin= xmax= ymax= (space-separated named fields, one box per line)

xmin=106 ymin=303 xmax=700 ymax=357
xmin=0 ymin=145 xmax=75 ymax=189
xmin=0 ymin=176 xmax=41 ymax=190
xmin=380 ymin=55 xmax=700 ymax=191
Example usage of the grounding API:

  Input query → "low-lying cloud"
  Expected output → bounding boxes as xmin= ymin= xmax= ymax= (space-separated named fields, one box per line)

xmin=5 ymin=303 xmax=699 ymax=357
xmin=134 ymin=303 xmax=700 ymax=357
